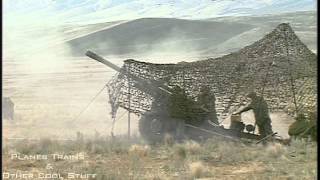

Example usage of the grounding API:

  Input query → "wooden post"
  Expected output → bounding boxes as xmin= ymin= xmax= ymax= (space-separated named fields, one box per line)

xmin=127 ymin=63 xmax=131 ymax=139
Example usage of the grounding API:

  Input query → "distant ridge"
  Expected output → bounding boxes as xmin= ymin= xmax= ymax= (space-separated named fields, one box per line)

xmin=67 ymin=18 xmax=254 ymax=56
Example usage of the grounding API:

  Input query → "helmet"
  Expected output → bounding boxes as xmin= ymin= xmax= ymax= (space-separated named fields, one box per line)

xmin=247 ymin=91 xmax=257 ymax=99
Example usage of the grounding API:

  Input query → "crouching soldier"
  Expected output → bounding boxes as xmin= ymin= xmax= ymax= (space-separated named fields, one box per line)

xmin=288 ymin=112 xmax=317 ymax=141
xmin=233 ymin=92 xmax=273 ymax=138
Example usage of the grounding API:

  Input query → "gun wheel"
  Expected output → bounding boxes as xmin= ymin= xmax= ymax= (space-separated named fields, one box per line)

xmin=139 ymin=113 xmax=175 ymax=144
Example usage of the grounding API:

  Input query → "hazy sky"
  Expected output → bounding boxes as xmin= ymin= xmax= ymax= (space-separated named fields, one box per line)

xmin=4 ymin=0 xmax=316 ymax=27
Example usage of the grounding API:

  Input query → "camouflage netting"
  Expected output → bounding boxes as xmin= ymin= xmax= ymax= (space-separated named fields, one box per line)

xmin=107 ymin=23 xmax=317 ymax=121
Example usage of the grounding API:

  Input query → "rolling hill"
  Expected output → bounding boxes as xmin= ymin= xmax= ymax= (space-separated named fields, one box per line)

xmin=66 ymin=11 xmax=316 ymax=57
xmin=67 ymin=18 xmax=254 ymax=56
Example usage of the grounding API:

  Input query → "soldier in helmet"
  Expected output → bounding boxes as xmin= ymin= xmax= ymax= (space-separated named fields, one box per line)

xmin=197 ymin=85 xmax=219 ymax=125
xmin=233 ymin=92 xmax=273 ymax=138
xmin=288 ymin=111 xmax=317 ymax=141
xmin=168 ymin=86 xmax=191 ymax=120
xmin=168 ymin=86 xmax=192 ymax=140
xmin=288 ymin=113 xmax=309 ymax=138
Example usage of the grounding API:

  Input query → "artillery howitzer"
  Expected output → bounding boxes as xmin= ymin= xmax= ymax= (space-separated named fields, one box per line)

xmin=86 ymin=50 xmax=284 ymax=144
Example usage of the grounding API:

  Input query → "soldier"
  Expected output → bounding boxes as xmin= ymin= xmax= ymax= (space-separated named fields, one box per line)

xmin=168 ymin=86 xmax=192 ymax=120
xmin=2 ymin=97 xmax=14 ymax=120
xmin=288 ymin=111 xmax=317 ymax=141
xmin=167 ymin=86 xmax=192 ymax=140
xmin=288 ymin=113 xmax=309 ymax=138
xmin=197 ymin=86 xmax=219 ymax=125
xmin=308 ymin=111 xmax=317 ymax=141
xmin=233 ymin=92 xmax=273 ymax=138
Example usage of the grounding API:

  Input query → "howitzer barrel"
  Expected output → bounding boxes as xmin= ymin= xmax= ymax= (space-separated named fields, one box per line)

xmin=85 ymin=50 xmax=172 ymax=96
xmin=85 ymin=50 xmax=121 ymax=72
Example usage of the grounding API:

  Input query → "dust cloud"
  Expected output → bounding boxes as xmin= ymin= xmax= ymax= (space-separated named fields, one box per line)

xmin=130 ymin=27 xmax=205 ymax=63
xmin=3 ymin=18 xmax=125 ymax=140
xmin=3 ymin=17 xmax=205 ymax=140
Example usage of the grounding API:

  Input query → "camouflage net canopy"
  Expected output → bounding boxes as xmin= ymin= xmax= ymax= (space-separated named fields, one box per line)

xmin=107 ymin=23 xmax=317 ymax=121
xmin=107 ymin=57 xmax=316 ymax=121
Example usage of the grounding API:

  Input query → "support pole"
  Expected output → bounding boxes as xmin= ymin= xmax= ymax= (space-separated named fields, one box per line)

xmin=285 ymin=33 xmax=298 ymax=116
xmin=127 ymin=63 xmax=131 ymax=139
